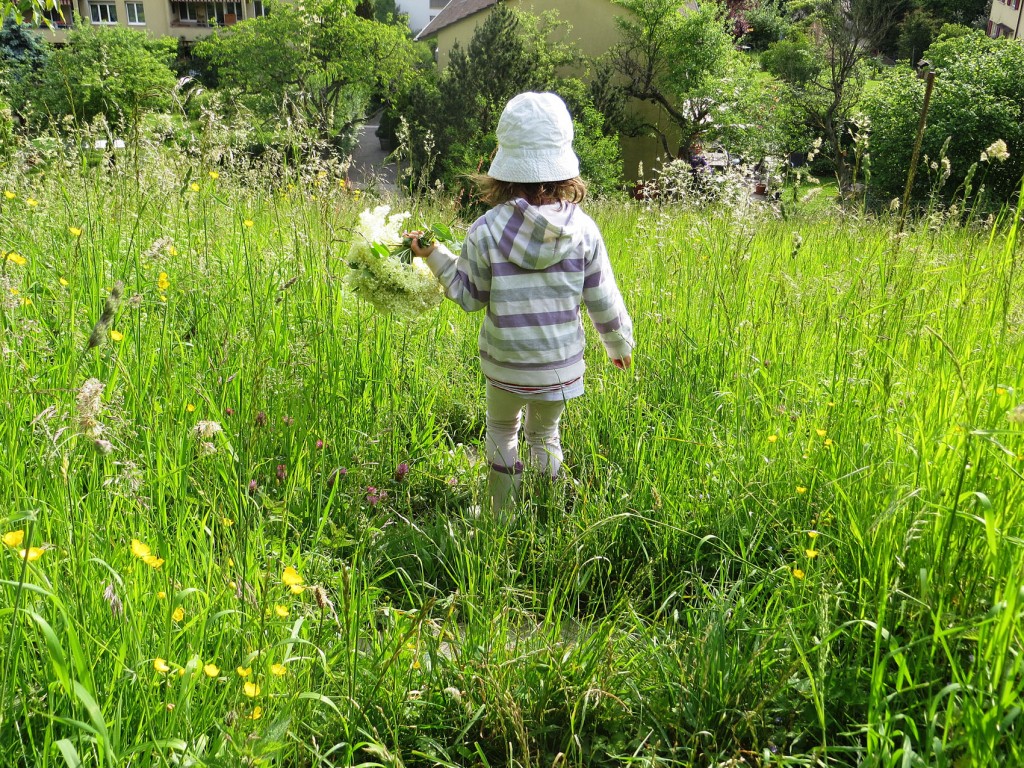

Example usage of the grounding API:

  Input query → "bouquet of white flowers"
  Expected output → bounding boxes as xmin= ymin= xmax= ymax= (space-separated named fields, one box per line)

xmin=345 ymin=206 xmax=457 ymax=319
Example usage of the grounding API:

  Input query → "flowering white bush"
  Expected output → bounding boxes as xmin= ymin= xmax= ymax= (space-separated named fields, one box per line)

xmin=346 ymin=206 xmax=445 ymax=319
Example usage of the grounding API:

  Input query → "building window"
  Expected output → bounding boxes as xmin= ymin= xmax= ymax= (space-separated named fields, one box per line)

xmin=89 ymin=2 xmax=118 ymax=23
xmin=126 ymin=2 xmax=146 ymax=23
xmin=206 ymin=1 xmax=243 ymax=24
xmin=176 ymin=2 xmax=199 ymax=21
xmin=429 ymin=0 xmax=446 ymax=7
xmin=39 ymin=5 xmax=71 ymax=26
xmin=253 ymin=0 xmax=268 ymax=15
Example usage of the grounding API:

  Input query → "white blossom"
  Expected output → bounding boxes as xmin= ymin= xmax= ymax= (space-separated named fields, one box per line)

xmin=345 ymin=206 xmax=445 ymax=319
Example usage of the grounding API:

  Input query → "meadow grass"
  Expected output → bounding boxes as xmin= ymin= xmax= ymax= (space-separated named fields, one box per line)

xmin=0 ymin=152 xmax=1021 ymax=767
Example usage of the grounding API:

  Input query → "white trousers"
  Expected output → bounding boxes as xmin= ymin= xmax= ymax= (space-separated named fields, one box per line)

xmin=485 ymin=383 xmax=566 ymax=479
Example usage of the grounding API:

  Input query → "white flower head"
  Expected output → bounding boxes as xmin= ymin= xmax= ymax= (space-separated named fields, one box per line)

xmin=346 ymin=206 xmax=445 ymax=319
xmin=983 ymin=139 xmax=1009 ymax=163
xmin=194 ymin=420 xmax=223 ymax=439
xmin=1008 ymin=404 xmax=1024 ymax=424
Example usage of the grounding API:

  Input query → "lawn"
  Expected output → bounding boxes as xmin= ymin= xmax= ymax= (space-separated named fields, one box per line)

xmin=0 ymin=154 xmax=1021 ymax=767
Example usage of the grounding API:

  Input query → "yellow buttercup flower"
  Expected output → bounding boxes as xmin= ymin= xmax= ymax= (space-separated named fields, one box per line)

xmin=5 ymin=252 xmax=26 ymax=266
xmin=274 ymin=604 xmax=288 ymax=618
xmin=172 ymin=606 xmax=184 ymax=622
xmin=805 ymin=549 xmax=819 ymax=559
xmin=249 ymin=706 xmax=263 ymax=720
xmin=807 ymin=530 xmax=819 ymax=539
xmin=792 ymin=568 xmax=805 ymax=580
xmin=158 ymin=272 xmax=170 ymax=291
xmin=3 ymin=190 xmax=14 ymax=199
xmin=203 ymin=663 xmax=220 ymax=678
xmin=60 ymin=278 xmax=69 ymax=287
xmin=143 ymin=555 xmax=165 ymax=569
xmin=69 ymin=227 xmax=83 ymax=237
xmin=208 ymin=171 xmax=219 ymax=180
xmin=767 ymin=434 xmax=778 ymax=443
xmin=157 ymin=591 xmax=167 ymax=599
xmin=110 ymin=330 xmax=124 ymax=342
xmin=3 ymin=530 xmax=25 ymax=548
xmin=270 ymin=663 xmax=287 ymax=677
xmin=796 ymin=486 xmax=807 ymax=494
xmin=243 ymin=219 xmax=254 ymax=228
xmin=26 ymin=198 xmax=38 ymax=207
xmin=186 ymin=404 xmax=196 ymax=413
xmin=996 ymin=387 xmax=1007 ymax=396
xmin=19 ymin=547 xmax=45 ymax=561
xmin=243 ymin=682 xmax=260 ymax=697
xmin=168 ymin=245 xmax=178 ymax=256
xmin=154 ymin=658 xmax=170 ymax=673
xmin=21 ymin=298 xmax=32 ymax=307
xmin=815 ymin=429 xmax=827 ymax=438
xmin=236 ymin=666 xmax=251 ymax=677
xmin=189 ymin=183 xmax=200 ymax=192
xmin=222 ymin=517 xmax=234 ymax=527
xmin=290 ymin=584 xmax=305 ymax=595
xmin=131 ymin=539 xmax=151 ymax=558
xmin=282 ymin=566 xmax=303 ymax=587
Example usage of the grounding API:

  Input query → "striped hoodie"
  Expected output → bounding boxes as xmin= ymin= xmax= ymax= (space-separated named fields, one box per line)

xmin=425 ymin=198 xmax=634 ymax=387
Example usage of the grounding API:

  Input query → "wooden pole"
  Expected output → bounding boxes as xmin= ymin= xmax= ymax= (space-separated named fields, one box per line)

xmin=899 ymin=69 xmax=935 ymax=233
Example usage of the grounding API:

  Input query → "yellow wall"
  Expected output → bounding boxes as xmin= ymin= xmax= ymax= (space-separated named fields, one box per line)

xmin=434 ymin=0 xmax=625 ymax=69
xmin=431 ymin=0 xmax=671 ymax=181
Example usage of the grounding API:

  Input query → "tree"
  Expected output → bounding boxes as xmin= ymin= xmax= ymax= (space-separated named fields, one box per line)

xmin=610 ymin=0 xmax=734 ymax=158
xmin=195 ymin=0 xmax=422 ymax=152
xmin=917 ymin=0 xmax=989 ymax=27
xmin=762 ymin=0 xmax=900 ymax=189
xmin=0 ymin=15 xmax=49 ymax=118
xmin=897 ymin=8 xmax=939 ymax=63
xmin=30 ymin=23 xmax=176 ymax=129
xmin=862 ymin=30 xmax=1024 ymax=205
xmin=394 ymin=6 xmax=622 ymax=193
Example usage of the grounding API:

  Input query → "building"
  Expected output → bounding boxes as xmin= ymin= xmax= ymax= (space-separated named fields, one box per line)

xmin=414 ymin=0 xmax=674 ymax=179
xmin=415 ymin=0 xmax=627 ymax=68
xmin=988 ymin=0 xmax=1023 ymax=38
xmin=395 ymin=0 xmax=449 ymax=34
xmin=37 ymin=0 xmax=270 ymax=45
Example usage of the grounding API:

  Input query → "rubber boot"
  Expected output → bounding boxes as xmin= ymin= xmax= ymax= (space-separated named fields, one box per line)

xmin=487 ymin=461 xmax=523 ymax=517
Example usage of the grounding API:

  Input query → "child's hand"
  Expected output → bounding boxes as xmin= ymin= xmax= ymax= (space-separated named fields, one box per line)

xmin=403 ymin=230 xmax=436 ymax=259
xmin=612 ymin=356 xmax=632 ymax=370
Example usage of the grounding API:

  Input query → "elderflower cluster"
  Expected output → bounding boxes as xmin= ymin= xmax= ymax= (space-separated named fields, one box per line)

xmin=345 ymin=206 xmax=444 ymax=319
xmin=981 ymin=139 xmax=1010 ymax=164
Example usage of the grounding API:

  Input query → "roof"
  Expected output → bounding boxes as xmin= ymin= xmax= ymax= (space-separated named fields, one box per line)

xmin=415 ymin=0 xmax=500 ymax=40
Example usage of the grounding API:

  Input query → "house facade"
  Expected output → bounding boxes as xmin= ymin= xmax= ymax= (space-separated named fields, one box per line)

xmin=38 ymin=0 xmax=269 ymax=44
xmin=415 ymin=0 xmax=676 ymax=180
xmin=988 ymin=0 xmax=1023 ymax=38
xmin=38 ymin=0 xmax=439 ymax=44
xmin=395 ymin=0 xmax=449 ymax=33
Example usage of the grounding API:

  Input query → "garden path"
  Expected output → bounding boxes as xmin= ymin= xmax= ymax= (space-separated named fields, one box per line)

xmin=349 ymin=118 xmax=398 ymax=193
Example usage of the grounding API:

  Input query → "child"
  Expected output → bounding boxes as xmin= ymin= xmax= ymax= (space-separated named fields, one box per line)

xmin=409 ymin=91 xmax=634 ymax=513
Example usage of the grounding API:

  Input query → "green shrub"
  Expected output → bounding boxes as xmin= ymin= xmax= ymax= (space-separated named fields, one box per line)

xmin=861 ymin=32 xmax=1024 ymax=204
xmin=742 ymin=1 xmax=790 ymax=51
xmin=31 ymin=23 xmax=177 ymax=129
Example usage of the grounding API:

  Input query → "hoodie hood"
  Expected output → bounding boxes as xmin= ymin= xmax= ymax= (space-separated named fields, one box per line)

xmin=487 ymin=199 xmax=584 ymax=271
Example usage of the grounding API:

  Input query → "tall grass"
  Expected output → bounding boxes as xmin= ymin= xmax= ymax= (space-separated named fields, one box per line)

xmin=0 ymin=148 xmax=1020 ymax=767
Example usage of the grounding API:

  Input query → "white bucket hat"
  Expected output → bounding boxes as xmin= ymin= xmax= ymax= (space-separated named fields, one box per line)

xmin=487 ymin=92 xmax=580 ymax=183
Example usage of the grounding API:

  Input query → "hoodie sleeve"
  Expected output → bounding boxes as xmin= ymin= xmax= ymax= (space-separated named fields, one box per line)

xmin=424 ymin=232 xmax=490 ymax=313
xmin=582 ymin=232 xmax=634 ymax=360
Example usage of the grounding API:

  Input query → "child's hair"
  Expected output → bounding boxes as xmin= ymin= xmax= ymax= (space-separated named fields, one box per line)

xmin=473 ymin=175 xmax=587 ymax=207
